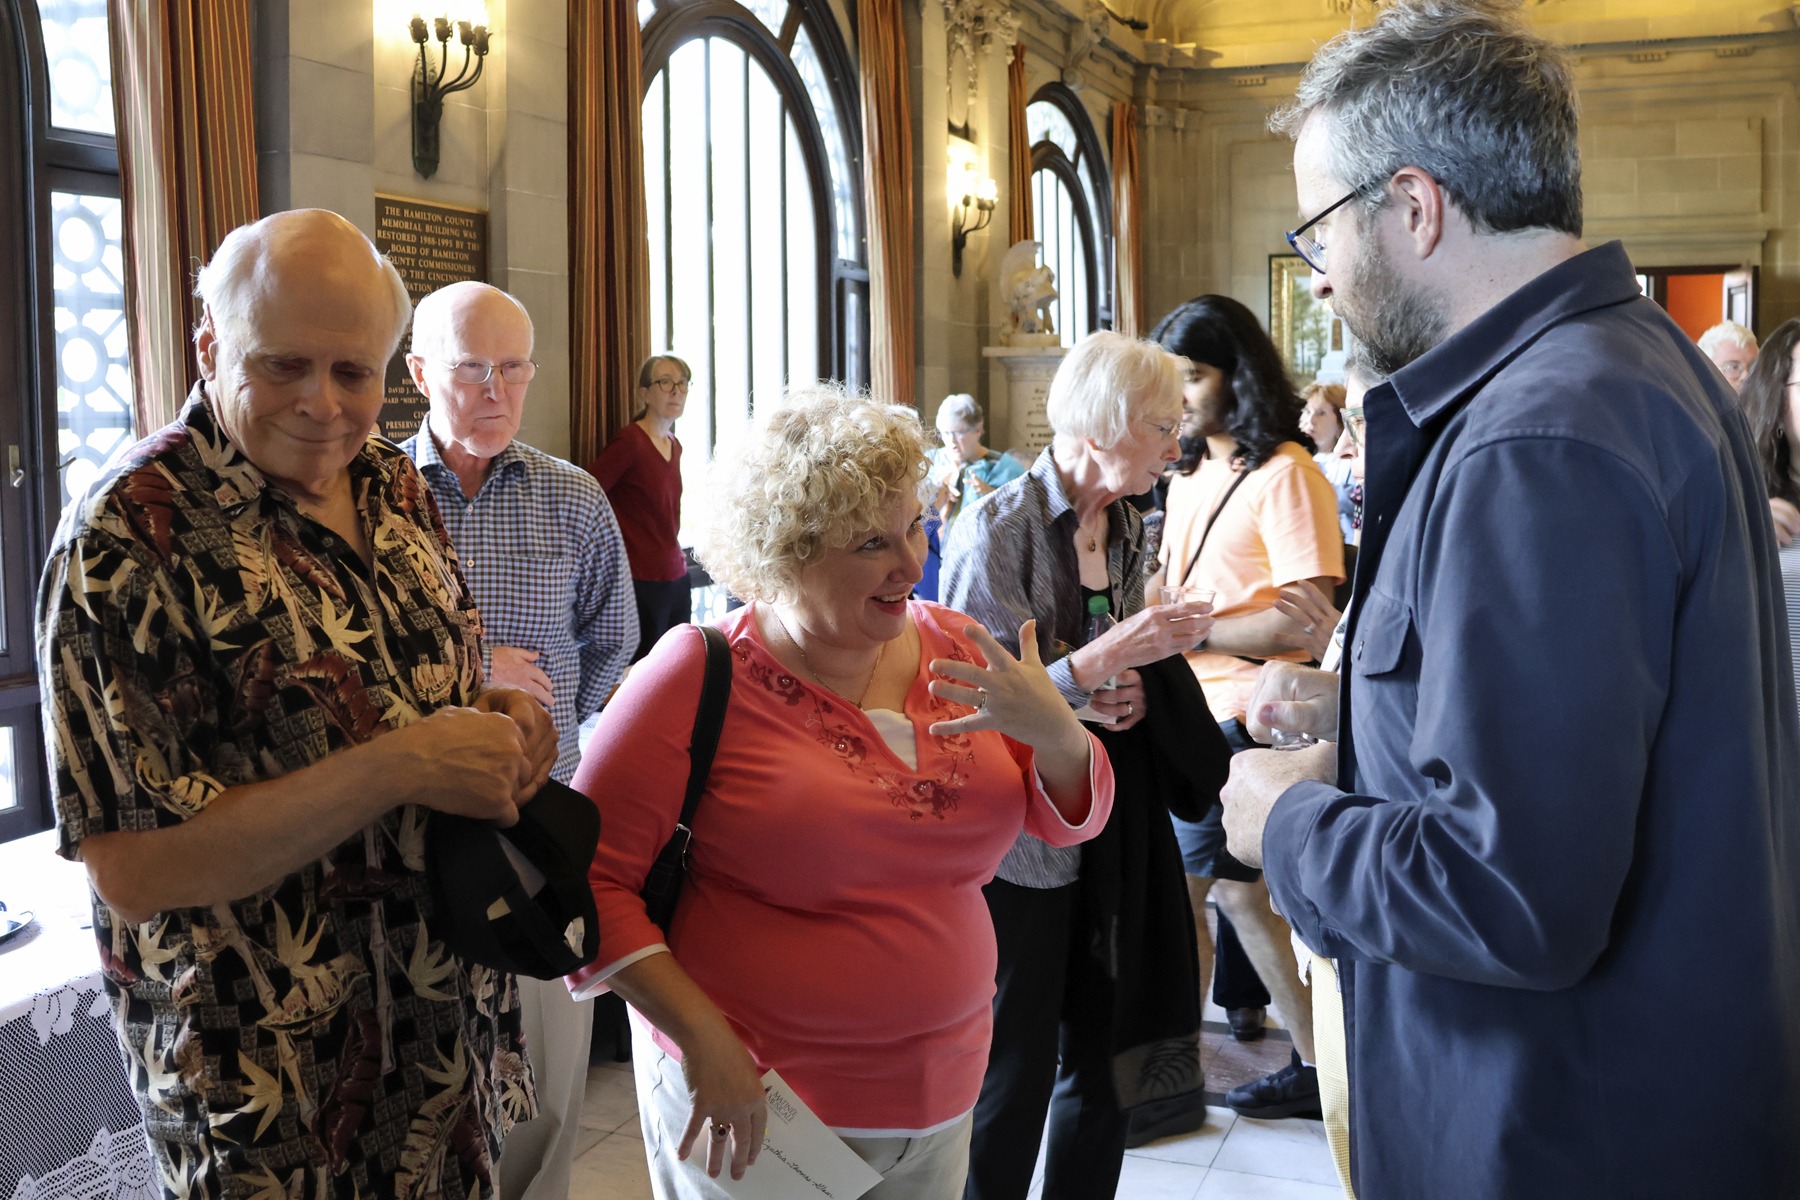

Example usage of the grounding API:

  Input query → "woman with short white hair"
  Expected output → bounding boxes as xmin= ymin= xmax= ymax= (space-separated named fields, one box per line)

xmin=568 ymin=384 xmax=1116 ymax=1200
xmin=917 ymin=393 xmax=1026 ymax=601
xmin=943 ymin=330 xmax=1225 ymax=1200
xmin=1698 ymin=320 xmax=1758 ymax=392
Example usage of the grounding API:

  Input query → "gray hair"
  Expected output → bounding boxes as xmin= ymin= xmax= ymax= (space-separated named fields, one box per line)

xmin=936 ymin=393 xmax=982 ymax=431
xmin=195 ymin=210 xmax=413 ymax=356
xmin=1046 ymin=330 xmax=1183 ymax=447
xmin=1269 ymin=0 xmax=1582 ymax=238
xmin=1698 ymin=321 xmax=1757 ymax=356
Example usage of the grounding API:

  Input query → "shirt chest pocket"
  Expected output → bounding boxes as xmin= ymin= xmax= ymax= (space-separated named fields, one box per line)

xmin=1350 ymin=590 xmax=1414 ymax=678
xmin=1348 ymin=590 xmax=1420 ymax=769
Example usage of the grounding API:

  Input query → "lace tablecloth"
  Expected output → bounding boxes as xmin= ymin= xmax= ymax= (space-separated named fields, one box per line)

xmin=0 ymin=832 xmax=155 ymax=1200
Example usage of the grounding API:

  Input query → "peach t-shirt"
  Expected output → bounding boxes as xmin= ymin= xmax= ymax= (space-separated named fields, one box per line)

xmin=1160 ymin=442 xmax=1345 ymax=722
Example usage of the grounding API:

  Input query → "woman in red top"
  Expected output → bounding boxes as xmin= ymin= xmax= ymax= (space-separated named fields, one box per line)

xmin=568 ymin=386 xmax=1114 ymax=1199
xmin=589 ymin=353 xmax=692 ymax=659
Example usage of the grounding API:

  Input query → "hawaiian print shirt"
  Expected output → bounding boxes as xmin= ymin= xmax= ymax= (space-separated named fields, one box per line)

xmin=37 ymin=386 xmax=535 ymax=1199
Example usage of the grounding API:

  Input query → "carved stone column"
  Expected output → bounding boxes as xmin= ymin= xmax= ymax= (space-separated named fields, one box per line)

xmin=982 ymin=345 xmax=1067 ymax=459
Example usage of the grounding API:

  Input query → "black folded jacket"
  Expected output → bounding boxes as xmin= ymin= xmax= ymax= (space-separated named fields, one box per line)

xmin=425 ymin=778 xmax=601 ymax=980
xmin=1074 ymin=653 xmax=1230 ymax=1110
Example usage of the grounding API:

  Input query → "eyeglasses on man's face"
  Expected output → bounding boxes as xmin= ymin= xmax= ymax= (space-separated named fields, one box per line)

xmin=648 ymin=377 xmax=691 ymax=394
xmin=1285 ymin=187 xmax=1364 ymax=275
xmin=444 ymin=358 xmax=538 ymax=386
xmin=1343 ymin=405 xmax=1365 ymax=446
xmin=1137 ymin=417 xmax=1180 ymax=441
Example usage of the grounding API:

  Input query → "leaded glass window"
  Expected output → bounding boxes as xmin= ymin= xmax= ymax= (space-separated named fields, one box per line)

xmin=1027 ymin=86 xmax=1112 ymax=343
xmin=50 ymin=192 xmax=135 ymax=508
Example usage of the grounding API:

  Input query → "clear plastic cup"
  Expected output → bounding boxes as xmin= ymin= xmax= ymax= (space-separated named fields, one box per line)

xmin=1158 ymin=584 xmax=1215 ymax=609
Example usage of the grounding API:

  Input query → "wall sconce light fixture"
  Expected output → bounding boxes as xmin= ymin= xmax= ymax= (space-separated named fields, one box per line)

xmin=951 ymin=172 xmax=998 ymax=278
xmin=409 ymin=13 xmax=489 ymax=178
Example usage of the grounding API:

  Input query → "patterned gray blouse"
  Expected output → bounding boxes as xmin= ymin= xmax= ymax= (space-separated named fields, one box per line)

xmin=941 ymin=448 xmax=1149 ymax=887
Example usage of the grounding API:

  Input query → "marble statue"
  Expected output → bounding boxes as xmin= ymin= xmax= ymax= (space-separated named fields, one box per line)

xmin=998 ymin=240 xmax=1060 ymax=347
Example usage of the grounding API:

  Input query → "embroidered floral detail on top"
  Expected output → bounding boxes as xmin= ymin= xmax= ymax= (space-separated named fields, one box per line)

xmin=740 ymin=630 xmax=985 ymax=820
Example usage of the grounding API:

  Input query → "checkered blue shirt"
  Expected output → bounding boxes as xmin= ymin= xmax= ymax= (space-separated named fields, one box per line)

xmin=400 ymin=425 xmax=638 ymax=783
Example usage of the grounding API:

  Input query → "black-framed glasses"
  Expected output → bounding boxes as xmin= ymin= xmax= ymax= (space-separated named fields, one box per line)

xmin=648 ymin=377 xmax=691 ymax=394
xmin=444 ymin=358 xmax=538 ymax=385
xmin=1285 ymin=188 xmax=1364 ymax=274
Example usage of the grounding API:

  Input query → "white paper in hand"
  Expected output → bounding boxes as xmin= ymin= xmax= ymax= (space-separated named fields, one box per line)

xmin=705 ymin=1070 xmax=882 ymax=1200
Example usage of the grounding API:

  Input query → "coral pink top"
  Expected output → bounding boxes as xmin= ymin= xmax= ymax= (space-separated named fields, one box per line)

xmin=568 ymin=601 xmax=1113 ymax=1131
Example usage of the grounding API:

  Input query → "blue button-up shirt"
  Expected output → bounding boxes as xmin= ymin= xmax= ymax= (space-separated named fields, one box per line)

xmin=401 ymin=426 xmax=637 ymax=783
xmin=1264 ymin=242 xmax=1800 ymax=1197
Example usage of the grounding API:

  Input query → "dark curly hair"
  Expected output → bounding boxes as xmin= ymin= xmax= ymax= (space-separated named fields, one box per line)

xmin=1149 ymin=294 xmax=1311 ymax=474
xmin=1740 ymin=317 xmax=1800 ymax=507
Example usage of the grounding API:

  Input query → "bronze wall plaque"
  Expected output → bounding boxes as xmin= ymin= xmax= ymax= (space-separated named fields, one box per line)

xmin=373 ymin=195 xmax=489 ymax=442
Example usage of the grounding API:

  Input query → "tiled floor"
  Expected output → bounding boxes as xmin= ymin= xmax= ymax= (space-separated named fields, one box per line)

xmin=565 ymin=1005 xmax=1338 ymax=1200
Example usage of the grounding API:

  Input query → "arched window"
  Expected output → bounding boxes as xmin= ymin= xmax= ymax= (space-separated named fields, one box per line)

xmin=639 ymin=1 xmax=866 ymax=536
xmin=1027 ymin=84 xmax=1111 ymax=344
xmin=1 ymin=0 xmax=133 ymax=841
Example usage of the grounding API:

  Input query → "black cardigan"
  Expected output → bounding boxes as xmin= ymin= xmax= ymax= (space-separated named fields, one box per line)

xmin=1073 ymin=653 xmax=1231 ymax=1109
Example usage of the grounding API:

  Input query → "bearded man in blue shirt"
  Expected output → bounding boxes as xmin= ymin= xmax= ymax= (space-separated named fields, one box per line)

xmin=402 ymin=282 xmax=637 ymax=1200
xmin=1218 ymin=2 xmax=1800 ymax=1197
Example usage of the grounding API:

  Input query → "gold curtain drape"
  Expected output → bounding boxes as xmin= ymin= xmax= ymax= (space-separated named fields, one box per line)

xmin=1006 ymin=43 xmax=1032 ymax=247
xmin=857 ymin=0 xmax=915 ymax=409
xmin=568 ymin=5 xmax=649 ymax=467
xmin=1111 ymin=99 xmax=1143 ymax=338
xmin=109 ymin=0 xmax=258 ymax=435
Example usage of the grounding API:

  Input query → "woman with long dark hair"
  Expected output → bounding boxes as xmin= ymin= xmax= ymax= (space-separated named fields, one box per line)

xmin=1738 ymin=317 xmax=1800 ymax=714
xmin=1146 ymin=294 xmax=1345 ymax=1125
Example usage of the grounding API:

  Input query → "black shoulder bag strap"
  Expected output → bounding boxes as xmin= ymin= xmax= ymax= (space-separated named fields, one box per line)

xmin=639 ymin=625 xmax=732 ymax=934
xmin=1178 ymin=465 xmax=1255 ymax=588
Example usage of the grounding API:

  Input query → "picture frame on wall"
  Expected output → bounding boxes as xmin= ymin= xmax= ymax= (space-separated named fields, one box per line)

xmin=1269 ymin=254 xmax=1341 ymax=386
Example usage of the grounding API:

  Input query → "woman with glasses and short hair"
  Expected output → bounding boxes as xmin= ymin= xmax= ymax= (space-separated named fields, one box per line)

xmin=944 ymin=331 xmax=1225 ymax=1200
xmin=589 ymin=353 xmax=695 ymax=659
xmin=918 ymin=394 xmax=1026 ymax=601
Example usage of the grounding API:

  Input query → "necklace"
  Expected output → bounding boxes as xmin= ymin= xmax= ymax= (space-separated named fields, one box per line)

xmin=773 ymin=611 xmax=885 ymax=707
xmin=1078 ymin=513 xmax=1104 ymax=553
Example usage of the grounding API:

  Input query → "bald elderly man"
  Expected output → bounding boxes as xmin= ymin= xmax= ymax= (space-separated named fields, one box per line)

xmin=400 ymin=282 xmax=635 ymax=1200
xmin=37 ymin=210 xmax=553 ymax=1196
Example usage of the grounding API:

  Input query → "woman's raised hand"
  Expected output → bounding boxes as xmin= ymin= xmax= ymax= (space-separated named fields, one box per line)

xmin=927 ymin=620 xmax=1085 ymax=753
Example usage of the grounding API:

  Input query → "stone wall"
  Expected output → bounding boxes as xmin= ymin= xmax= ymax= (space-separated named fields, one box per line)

xmin=255 ymin=0 xmax=572 ymax=456
xmin=1133 ymin=27 xmax=1800 ymax=346
xmin=256 ymin=2 xmax=1800 ymax=453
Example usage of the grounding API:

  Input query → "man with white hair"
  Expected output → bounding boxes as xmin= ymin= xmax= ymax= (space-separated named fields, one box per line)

xmin=1219 ymin=2 xmax=1799 ymax=1196
xmin=1698 ymin=319 xmax=1758 ymax=392
xmin=401 ymin=281 xmax=636 ymax=1200
xmin=38 ymin=209 xmax=555 ymax=1196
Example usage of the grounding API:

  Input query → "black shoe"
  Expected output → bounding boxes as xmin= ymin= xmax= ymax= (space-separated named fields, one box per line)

xmin=1225 ymin=1051 xmax=1322 ymax=1120
xmin=1124 ymin=1089 xmax=1209 ymax=1148
xmin=1226 ymin=1006 xmax=1267 ymax=1042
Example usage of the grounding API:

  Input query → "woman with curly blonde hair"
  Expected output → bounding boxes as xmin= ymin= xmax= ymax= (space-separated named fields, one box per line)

xmin=567 ymin=384 xmax=1116 ymax=1200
